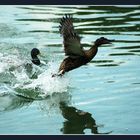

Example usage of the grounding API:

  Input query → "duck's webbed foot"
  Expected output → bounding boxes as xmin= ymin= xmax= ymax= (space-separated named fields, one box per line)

xmin=51 ymin=73 xmax=63 ymax=77
xmin=51 ymin=70 xmax=65 ymax=77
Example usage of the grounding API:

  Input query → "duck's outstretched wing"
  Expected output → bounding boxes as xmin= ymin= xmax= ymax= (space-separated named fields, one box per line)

xmin=59 ymin=14 xmax=85 ymax=57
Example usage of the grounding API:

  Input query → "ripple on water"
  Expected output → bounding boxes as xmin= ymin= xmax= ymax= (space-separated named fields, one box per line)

xmin=0 ymin=5 xmax=140 ymax=134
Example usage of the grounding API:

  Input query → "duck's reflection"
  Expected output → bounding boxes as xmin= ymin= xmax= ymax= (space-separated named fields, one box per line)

xmin=59 ymin=102 xmax=112 ymax=134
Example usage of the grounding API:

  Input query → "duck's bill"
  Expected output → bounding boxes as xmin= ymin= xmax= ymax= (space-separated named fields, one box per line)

xmin=38 ymin=53 xmax=44 ymax=57
xmin=107 ymin=39 xmax=115 ymax=44
xmin=104 ymin=39 xmax=115 ymax=44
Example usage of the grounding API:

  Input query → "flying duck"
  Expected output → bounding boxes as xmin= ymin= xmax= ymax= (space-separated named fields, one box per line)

xmin=53 ymin=15 xmax=114 ymax=77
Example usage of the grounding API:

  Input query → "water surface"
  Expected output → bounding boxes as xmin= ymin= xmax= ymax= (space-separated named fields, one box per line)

xmin=0 ymin=5 xmax=140 ymax=134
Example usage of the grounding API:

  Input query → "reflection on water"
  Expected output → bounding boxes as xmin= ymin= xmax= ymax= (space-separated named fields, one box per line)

xmin=0 ymin=5 xmax=140 ymax=134
xmin=59 ymin=102 xmax=112 ymax=134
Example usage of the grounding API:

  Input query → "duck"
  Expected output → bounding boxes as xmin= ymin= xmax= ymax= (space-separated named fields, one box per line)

xmin=9 ymin=48 xmax=42 ymax=78
xmin=53 ymin=14 xmax=114 ymax=77
xmin=23 ymin=48 xmax=41 ymax=77
xmin=25 ymin=48 xmax=46 ymax=78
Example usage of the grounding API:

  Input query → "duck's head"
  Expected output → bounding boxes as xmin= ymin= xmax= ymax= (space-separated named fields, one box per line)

xmin=95 ymin=37 xmax=115 ymax=47
xmin=31 ymin=48 xmax=41 ymax=65
xmin=31 ymin=48 xmax=40 ymax=58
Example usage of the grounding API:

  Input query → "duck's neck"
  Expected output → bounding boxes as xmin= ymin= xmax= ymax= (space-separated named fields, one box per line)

xmin=84 ymin=44 xmax=98 ymax=61
xmin=31 ymin=54 xmax=37 ymax=59
xmin=32 ymin=56 xmax=39 ymax=60
xmin=31 ymin=56 xmax=40 ymax=65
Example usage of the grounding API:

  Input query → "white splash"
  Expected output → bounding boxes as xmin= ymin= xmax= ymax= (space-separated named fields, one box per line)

xmin=23 ymin=61 xmax=70 ymax=96
xmin=0 ymin=51 xmax=70 ymax=98
xmin=0 ymin=52 xmax=24 ymax=73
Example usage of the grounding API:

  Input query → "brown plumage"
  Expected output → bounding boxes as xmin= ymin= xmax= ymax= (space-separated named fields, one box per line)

xmin=54 ymin=14 xmax=114 ymax=76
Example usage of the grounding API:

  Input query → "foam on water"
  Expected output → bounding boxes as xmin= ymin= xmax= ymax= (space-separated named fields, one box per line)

xmin=0 ymin=52 xmax=70 ymax=99
xmin=0 ymin=62 xmax=8 ymax=73
xmin=23 ymin=61 xmax=70 ymax=96
xmin=0 ymin=52 xmax=25 ymax=73
xmin=0 ymin=59 xmax=71 ymax=111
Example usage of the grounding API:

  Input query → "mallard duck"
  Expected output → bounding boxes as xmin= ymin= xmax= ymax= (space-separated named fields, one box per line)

xmin=9 ymin=48 xmax=41 ymax=75
xmin=53 ymin=15 xmax=114 ymax=76
xmin=25 ymin=48 xmax=44 ymax=78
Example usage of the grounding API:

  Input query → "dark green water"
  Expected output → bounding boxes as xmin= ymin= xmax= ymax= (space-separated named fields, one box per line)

xmin=0 ymin=5 xmax=140 ymax=134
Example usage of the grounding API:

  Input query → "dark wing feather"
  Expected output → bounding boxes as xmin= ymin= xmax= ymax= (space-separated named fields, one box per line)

xmin=59 ymin=14 xmax=85 ymax=57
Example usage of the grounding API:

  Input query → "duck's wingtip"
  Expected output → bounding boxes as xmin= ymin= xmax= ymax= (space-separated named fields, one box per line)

xmin=61 ymin=14 xmax=73 ymax=20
